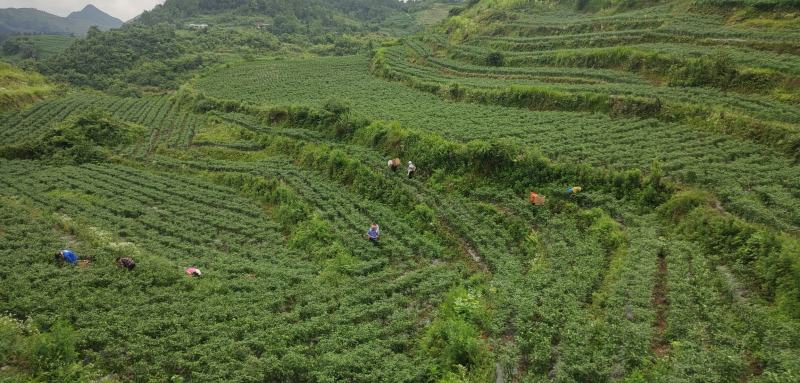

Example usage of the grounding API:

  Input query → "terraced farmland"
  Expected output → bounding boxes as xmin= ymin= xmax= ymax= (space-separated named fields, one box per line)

xmin=2 ymin=0 xmax=800 ymax=382
xmin=0 ymin=158 xmax=463 ymax=381
xmin=194 ymin=55 xmax=800 ymax=229
xmin=0 ymin=92 xmax=204 ymax=152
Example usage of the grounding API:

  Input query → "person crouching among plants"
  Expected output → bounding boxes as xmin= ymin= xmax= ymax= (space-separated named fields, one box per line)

xmin=407 ymin=161 xmax=417 ymax=179
xmin=388 ymin=158 xmax=400 ymax=172
xmin=185 ymin=267 xmax=202 ymax=277
xmin=116 ymin=256 xmax=136 ymax=271
xmin=54 ymin=249 xmax=78 ymax=266
xmin=367 ymin=223 xmax=380 ymax=243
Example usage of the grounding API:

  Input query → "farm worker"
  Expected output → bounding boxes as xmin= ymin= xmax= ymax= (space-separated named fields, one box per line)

xmin=566 ymin=186 xmax=582 ymax=195
xmin=388 ymin=158 xmax=400 ymax=172
xmin=367 ymin=223 xmax=380 ymax=242
xmin=54 ymin=249 xmax=78 ymax=265
xmin=116 ymin=257 xmax=136 ymax=271
xmin=407 ymin=161 xmax=417 ymax=179
xmin=529 ymin=192 xmax=545 ymax=206
xmin=185 ymin=267 xmax=202 ymax=277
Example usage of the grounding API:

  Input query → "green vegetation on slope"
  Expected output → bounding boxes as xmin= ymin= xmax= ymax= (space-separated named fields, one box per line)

xmin=135 ymin=0 xmax=406 ymax=31
xmin=193 ymin=55 xmax=800 ymax=229
xmin=0 ymin=109 xmax=145 ymax=164
xmin=1 ymin=0 xmax=800 ymax=382
xmin=1 ymin=78 xmax=799 ymax=381
xmin=0 ymin=61 xmax=54 ymax=112
xmin=0 ymin=35 xmax=76 ymax=63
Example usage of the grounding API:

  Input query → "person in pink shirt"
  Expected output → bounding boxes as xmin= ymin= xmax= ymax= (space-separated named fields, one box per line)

xmin=185 ymin=267 xmax=202 ymax=276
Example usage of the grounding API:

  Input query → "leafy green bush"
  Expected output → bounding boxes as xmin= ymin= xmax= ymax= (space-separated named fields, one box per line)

xmin=673 ymin=206 xmax=800 ymax=317
xmin=578 ymin=208 xmax=625 ymax=251
xmin=421 ymin=286 xmax=492 ymax=381
xmin=322 ymin=98 xmax=352 ymax=117
xmin=657 ymin=190 xmax=714 ymax=222
xmin=0 ymin=316 xmax=105 ymax=382
xmin=0 ymin=110 xmax=143 ymax=164
xmin=485 ymin=51 xmax=504 ymax=66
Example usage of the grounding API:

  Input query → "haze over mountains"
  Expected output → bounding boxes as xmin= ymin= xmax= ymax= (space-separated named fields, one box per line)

xmin=0 ymin=4 xmax=122 ymax=36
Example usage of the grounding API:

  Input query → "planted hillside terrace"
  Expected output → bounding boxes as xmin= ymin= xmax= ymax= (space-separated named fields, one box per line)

xmin=1 ymin=0 xmax=800 ymax=382
xmin=0 ymin=92 xmax=204 ymax=155
xmin=194 ymin=55 xmax=800 ymax=229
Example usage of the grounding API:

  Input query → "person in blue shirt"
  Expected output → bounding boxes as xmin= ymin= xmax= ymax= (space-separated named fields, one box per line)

xmin=367 ymin=223 xmax=380 ymax=243
xmin=55 ymin=249 xmax=78 ymax=265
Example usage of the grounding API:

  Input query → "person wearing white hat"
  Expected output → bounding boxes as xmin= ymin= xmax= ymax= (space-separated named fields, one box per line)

xmin=185 ymin=267 xmax=202 ymax=276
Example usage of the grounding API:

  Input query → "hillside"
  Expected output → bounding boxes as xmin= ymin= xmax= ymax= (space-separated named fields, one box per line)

xmin=0 ymin=35 xmax=76 ymax=62
xmin=376 ymin=0 xmax=800 ymax=226
xmin=32 ymin=0 xmax=445 ymax=94
xmin=135 ymin=0 xmax=407 ymax=33
xmin=0 ymin=60 xmax=54 ymax=111
xmin=1 ymin=0 xmax=799 ymax=382
xmin=0 ymin=5 xmax=121 ymax=36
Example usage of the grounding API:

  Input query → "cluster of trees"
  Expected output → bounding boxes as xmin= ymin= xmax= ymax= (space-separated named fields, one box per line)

xmin=29 ymin=0 xmax=415 ymax=92
xmin=0 ymin=316 xmax=105 ymax=382
xmin=33 ymin=23 xmax=280 ymax=93
xmin=135 ymin=0 xmax=407 ymax=29
xmin=1 ymin=38 xmax=39 ymax=59
xmin=38 ymin=25 xmax=185 ymax=89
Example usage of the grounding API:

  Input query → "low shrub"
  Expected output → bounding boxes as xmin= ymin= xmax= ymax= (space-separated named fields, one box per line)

xmin=0 ymin=110 xmax=144 ymax=164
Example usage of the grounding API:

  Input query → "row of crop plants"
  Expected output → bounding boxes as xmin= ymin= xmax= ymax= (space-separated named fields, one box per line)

xmin=404 ymin=37 xmax=800 ymax=126
xmin=405 ymin=38 xmax=650 ymax=85
xmin=188 ymin=78 xmax=800 ymax=231
xmin=372 ymin=44 xmax=794 ymax=228
xmin=0 ymin=157 xmax=466 ymax=381
xmin=186 ymin=61 xmax=795 ymax=320
xmin=467 ymin=23 xmax=800 ymax=55
xmin=195 ymin=110 xmax=800 ymax=382
xmin=0 ymin=93 xmax=106 ymax=144
xmin=460 ymin=3 xmax=800 ymax=50
xmin=0 ymin=92 xmax=203 ymax=156
xmin=149 ymin=113 xmax=647 ymax=381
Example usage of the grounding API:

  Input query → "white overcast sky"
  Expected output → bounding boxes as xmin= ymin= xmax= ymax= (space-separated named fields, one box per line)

xmin=0 ymin=0 xmax=165 ymax=21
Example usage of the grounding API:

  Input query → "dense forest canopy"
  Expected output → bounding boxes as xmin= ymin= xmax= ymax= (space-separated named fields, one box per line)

xmin=30 ymin=0 xmax=426 ymax=94
xmin=136 ymin=0 xmax=409 ymax=26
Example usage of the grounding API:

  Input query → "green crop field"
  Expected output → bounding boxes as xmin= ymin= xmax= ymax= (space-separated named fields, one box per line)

xmin=0 ymin=61 xmax=55 ymax=111
xmin=1 ymin=0 xmax=800 ymax=382
xmin=194 ymin=55 xmax=800 ymax=229
xmin=0 ymin=35 xmax=77 ymax=63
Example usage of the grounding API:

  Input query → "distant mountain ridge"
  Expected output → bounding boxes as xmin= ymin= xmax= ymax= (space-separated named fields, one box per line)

xmin=0 ymin=4 xmax=122 ymax=36
xmin=67 ymin=4 xmax=124 ymax=29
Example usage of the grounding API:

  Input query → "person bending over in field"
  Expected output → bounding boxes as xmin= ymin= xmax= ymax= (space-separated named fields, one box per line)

xmin=185 ymin=267 xmax=202 ymax=277
xmin=367 ymin=223 xmax=380 ymax=243
xmin=54 ymin=249 xmax=78 ymax=266
xmin=407 ymin=161 xmax=416 ymax=179
xmin=388 ymin=159 xmax=399 ymax=172
xmin=116 ymin=256 xmax=136 ymax=271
